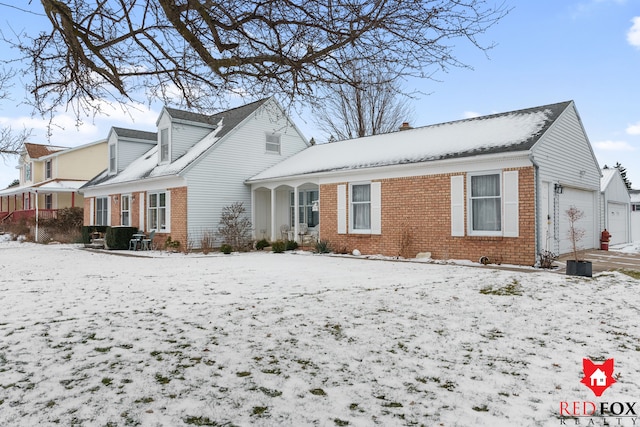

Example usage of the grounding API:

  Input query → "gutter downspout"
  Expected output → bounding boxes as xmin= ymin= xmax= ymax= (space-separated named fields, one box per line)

xmin=529 ymin=153 xmax=540 ymax=266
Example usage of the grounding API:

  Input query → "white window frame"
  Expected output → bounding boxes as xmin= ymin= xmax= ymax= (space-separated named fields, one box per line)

xmin=148 ymin=191 xmax=170 ymax=232
xmin=44 ymin=193 xmax=54 ymax=210
xmin=45 ymin=160 xmax=52 ymax=180
xmin=468 ymin=171 xmax=502 ymax=236
xmin=96 ymin=197 xmax=109 ymax=226
xmin=24 ymin=162 xmax=32 ymax=182
xmin=121 ymin=194 xmax=131 ymax=226
xmin=349 ymin=182 xmax=372 ymax=233
xmin=160 ymin=128 xmax=170 ymax=163
xmin=265 ymin=133 xmax=281 ymax=154
xmin=109 ymin=143 xmax=116 ymax=173
xmin=290 ymin=189 xmax=319 ymax=228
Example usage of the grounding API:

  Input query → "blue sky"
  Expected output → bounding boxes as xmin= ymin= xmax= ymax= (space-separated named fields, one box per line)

xmin=0 ymin=0 xmax=639 ymax=188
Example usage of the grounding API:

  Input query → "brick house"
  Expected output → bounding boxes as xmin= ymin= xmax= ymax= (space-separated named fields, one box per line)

xmin=80 ymin=97 xmax=309 ymax=249
xmin=247 ymin=101 xmax=602 ymax=266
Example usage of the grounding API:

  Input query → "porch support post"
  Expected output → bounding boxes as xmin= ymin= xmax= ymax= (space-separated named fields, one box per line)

xmin=293 ymin=184 xmax=299 ymax=240
xmin=270 ymin=187 xmax=277 ymax=241
xmin=250 ymin=187 xmax=256 ymax=239
xmin=72 ymin=191 xmax=75 ymax=208
xmin=34 ymin=190 xmax=39 ymax=242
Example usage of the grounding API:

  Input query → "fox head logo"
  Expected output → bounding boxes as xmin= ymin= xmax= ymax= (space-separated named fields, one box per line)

xmin=580 ymin=358 xmax=616 ymax=397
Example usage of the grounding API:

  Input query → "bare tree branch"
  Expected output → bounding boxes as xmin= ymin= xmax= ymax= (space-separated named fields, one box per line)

xmin=4 ymin=0 xmax=509 ymax=117
xmin=312 ymin=61 xmax=415 ymax=141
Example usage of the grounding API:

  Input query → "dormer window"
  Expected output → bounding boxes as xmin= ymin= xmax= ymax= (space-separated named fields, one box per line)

xmin=109 ymin=144 xmax=116 ymax=173
xmin=266 ymin=133 xmax=281 ymax=154
xmin=160 ymin=128 xmax=169 ymax=163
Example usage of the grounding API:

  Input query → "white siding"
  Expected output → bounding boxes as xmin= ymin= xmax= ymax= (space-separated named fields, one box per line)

xmin=171 ymin=122 xmax=212 ymax=163
xmin=606 ymin=202 xmax=628 ymax=245
xmin=559 ymin=187 xmax=598 ymax=255
xmin=600 ymin=171 xmax=630 ymax=244
xmin=532 ymin=103 xmax=601 ymax=254
xmin=118 ymin=140 xmax=155 ymax=172
xmin=183 ymin=100 xmax=308 ymax=245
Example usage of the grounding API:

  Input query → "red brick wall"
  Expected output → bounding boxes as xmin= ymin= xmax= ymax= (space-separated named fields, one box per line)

xmin=167 ymin=186 xmax=188 ymax=250
xmin=319 ymin=167 xmax=536 ymax=265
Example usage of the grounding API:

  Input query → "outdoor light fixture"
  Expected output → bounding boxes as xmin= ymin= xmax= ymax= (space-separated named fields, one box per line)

xmin=554 ymin=183 xmax=564 ymax=194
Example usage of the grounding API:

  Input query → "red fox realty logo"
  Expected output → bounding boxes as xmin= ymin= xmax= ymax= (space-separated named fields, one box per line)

xmin=581 ymin=358 xmax=616 ymax=397
xmin=559 ymin=358 xmax=640 ymax=425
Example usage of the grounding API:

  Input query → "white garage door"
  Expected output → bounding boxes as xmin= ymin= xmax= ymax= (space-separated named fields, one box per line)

xmin=607 ymin=202 xmax=628 ymax=245
xmin=558 ymin=188 xmax=597 ymax=255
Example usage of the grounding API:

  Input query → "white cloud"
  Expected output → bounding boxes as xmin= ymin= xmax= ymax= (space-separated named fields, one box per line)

xmin=627 ymin=122 xmax=640 ymax=135
xmin=463 ymin=111 xmax=481 ymax=119
xmin=594 ymin=140 xmax=636 ymax=151
xmin=0 ymin=100 xmax=159 ymax=147
xmin=628 ymin=17 xmax=640 ymax=48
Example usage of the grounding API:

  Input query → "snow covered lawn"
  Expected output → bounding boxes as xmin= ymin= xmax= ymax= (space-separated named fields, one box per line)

xmin=1 ymin=241 xmax=639 ymax=426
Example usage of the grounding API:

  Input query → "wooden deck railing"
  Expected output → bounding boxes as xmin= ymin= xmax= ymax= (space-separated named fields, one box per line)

xmin=1 ymin=209 xmax=58 ymax=223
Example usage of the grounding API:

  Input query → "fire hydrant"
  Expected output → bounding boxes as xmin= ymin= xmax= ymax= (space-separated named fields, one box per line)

xmin=600 ymin=229 xmax=611 ymax=251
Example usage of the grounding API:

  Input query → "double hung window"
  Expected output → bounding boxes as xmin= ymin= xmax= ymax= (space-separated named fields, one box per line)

xmin=96 ymin=197 xmax=109 ymax=226
xmin=470 ymin=173 xmax=501 ymax=232
xmin=351 ymin=184 xmax=371 ymax=231
xmin=148 ymin=192 xmax=167 ymax=231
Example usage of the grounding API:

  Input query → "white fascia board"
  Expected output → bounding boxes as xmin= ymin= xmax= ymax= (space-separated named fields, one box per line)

xmin=81 ymin=175 xmax=186 ymax=197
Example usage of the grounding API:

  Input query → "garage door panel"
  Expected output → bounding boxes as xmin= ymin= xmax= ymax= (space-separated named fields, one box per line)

xmin=559 ymin=188 xmax=597 ymax=255
xmin=607 ymin=202 xmax=628 ymax=245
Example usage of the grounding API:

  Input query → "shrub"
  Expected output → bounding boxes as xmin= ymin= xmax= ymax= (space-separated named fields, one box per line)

xmin=255 ymin=238 xmax=270 ymax=251
xmin=314 ymin=240 xmax=332 ymax=254
xmin=220 ymin=243 xmax=232 ymax=254
xmin=165 ymin=236 xmax=181 ymax=252
xmin=105 ymin=226 xmax=138 ymax=250
xmin=285 ymin=240 xmax=298 ymax=251
xmin=200 ymin=230 xmax=215 ymax=254
xmin=217 ymin=202 xmax=253 ymax=251
xmin=271 ymin=240 xmax=286 ymax=253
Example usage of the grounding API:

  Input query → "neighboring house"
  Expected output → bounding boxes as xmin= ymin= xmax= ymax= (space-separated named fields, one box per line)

xmin=247 ymin=100 xmax=602 ymax=266
xmin=600 ymin=167 xmax=630 ymax=245
xmin=0 ymin=141 xmax=107 ymax=225
xmin=630 ymin=189 xmax=640 ymax=242
xmin=80 ymin=97 xmax=309 ymax=248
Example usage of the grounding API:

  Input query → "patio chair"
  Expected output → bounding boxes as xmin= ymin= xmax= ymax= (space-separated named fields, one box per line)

xmin=128 ymin=238 xmax=138 ymax=251
xmin=142 ymin=230 xmax=156 ymax=250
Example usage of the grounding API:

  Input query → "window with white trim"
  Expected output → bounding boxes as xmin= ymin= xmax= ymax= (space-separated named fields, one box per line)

xmin=148 ymin=191 xmax=168 ymax=231
xmin=266 ymin=133 xmax=281 ymax=154
xmin=24 ymin=162 xmax=32 ymax=182
xmin=45 ymin=160 xmax=52 ymax=179
xmin=121 ymin=195 xmax=130 ymax=226
xmin=109 ymin=144 xmax=116 ymax=173
xmin=290 ymin=190 xmax=319 ymax=228
xmin=96 ymin=197 xmax=109 ymax=226
xmin=160 ymin=128 xmax=169 ymax=163
xmin=470 ymin=173 xmax=501 ymax=233
xmin=45 ymin=194 xmax=53 ymax=210
xmin=351 ymin=184 xmax=371 ymax=231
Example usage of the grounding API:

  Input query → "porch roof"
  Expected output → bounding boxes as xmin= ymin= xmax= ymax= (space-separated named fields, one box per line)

xmin=248 ymin=101 xmax=571 ymax=183
xmin=0 ymin=179 xmax=86 ymax=196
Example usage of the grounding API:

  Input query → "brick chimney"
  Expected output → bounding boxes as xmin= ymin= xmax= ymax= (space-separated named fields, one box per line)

xmin=399 ymin=122 xmax=412 ymax=131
